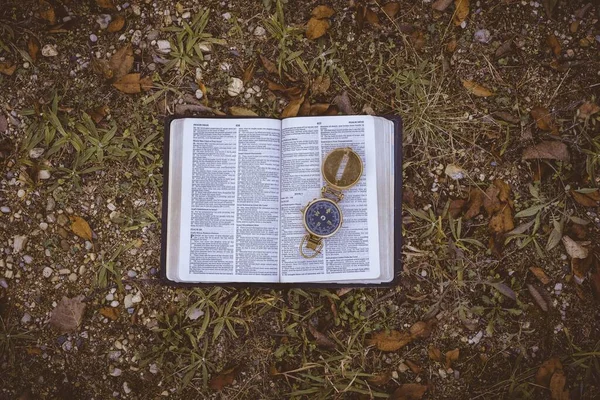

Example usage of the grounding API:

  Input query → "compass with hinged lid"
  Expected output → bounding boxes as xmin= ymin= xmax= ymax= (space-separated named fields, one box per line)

xmin=299 ymin=147 xmax=363 ymax=258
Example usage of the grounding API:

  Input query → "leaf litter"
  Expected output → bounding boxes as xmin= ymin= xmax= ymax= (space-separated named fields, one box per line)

xmin=49 ymin=295 xmax=86 ymax=333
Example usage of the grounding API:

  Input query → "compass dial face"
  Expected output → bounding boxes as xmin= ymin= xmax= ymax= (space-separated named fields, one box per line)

xmin=303 ymin=199 xmax=342 ymax=237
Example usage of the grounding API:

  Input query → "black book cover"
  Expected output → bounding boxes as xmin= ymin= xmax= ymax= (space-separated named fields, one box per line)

xmin=159 ymin=115 xmax=403 ymax=288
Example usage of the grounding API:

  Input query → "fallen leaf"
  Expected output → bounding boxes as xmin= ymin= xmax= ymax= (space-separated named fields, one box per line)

xmin=306 ymin=17 xmax=330 ymax=40
xmin=409 ymin=30 xmax=426 ymax=51
xmin=242 ymin=59 xmax=256 ymax=84
xmin=522 ymin=141 xmax=569 ymax=162
xmin=464 ymin=188 xmax=483 ymax=219
xmin=311 ymin=75 xmax=331 ymax=95
xmin=428 ymin=346 xmax=443 ymax=362
xmin=39 ymin=0 xmax=56 ymax=25
xmin=432 ymin=0 xmax=453 ymax=11
xmin=229 ymin=106 xmax=258 ymax=116
xmin=368 ymin=371 xmax=392 ymax=386
xmin=308 ymin=324 xmax=336 ymax=349
xmin=28 ymin=37 xmax=40 ymax=63
xmin=175 ymin=104 xmax=215 ymax=114
xmin=88 ymin=105 xmax=110 ymax=124
xmin=546 ymin=34 xmax=561 ymax=56
xmin=259 ymin=54 xmax=278 ymax=75
xmin=0 ymin=63 xmax=16 ymax=76
xmin=453 ymin=0 xmax=470 ymax=26
xmin=99 ymin=307 xmax=119 ymax=321
xmin=311 ymin=5 xmax=335 ymax=19
xmin=571 ymin=190 xmax=599 ymax=207
xmin=96 ymin=0 xmax=116 ymax=9
xmin=527 ymin=284 xmax=549 ymax=312
xmin=309 ymin=103 xmax=331 ymax=116
xmin=333 ymin=91 xmax=355 ymax=115
xmin=390 ymin=383 xmax=428 ymax=400
xmin=382 ymin=2 xmax=401 ymax=18
xmin=529 ymin=267 xmax=551 ymax=285
xmin=139 ymin=76 xmax=153 ymax=91
xmin=578 ymin=102 xmax=600 ymax=119
xmin=70 ymin=216 xmax=93 ymax=241
xmin=108 ymin=15 xmax=126 ymax=32
xmin=298 ymin=99 xmax=311 ymax=116
xmin=530 ymin=107 xmax=558 ymax=134
xmin=367 ymin=330 xmax=413 ymax=351
xmin=365 ymin=8 xmax=380 ymax=25
xmin=535 ymin=358 xmax=562 ymax=387
xmin=405 ymin=359 xmax=422 ymax=374
xmin=495 ymin=39 xmax=514 ymax=58
xmin=113 ymin=73 xmax=143 ymax=94
xmin=209 ymin=366 xmax=240 ymax=391
xmin=49 ymin=295 xmax=86 ymax=333
xmin=495 ymin=179 xmax=511 ymax=202
xmin=492 ymin=111 xmax=520 ymax=124
xmin=569 ymin=222 xmax=588 ymax=240
xmin=281 ymin=97 xmax=304 ymax=118
xmin=562 ymin=235 xmax=589 ymax=259
xmin=487 ymin=281 xmax=517 ymax=301
xmin=507 ymin=220 xmax=535 ymax=235
xmin=108 ymin=45 xmax=134 ymax=80
xmin=26 ymin=347 xmax=42 ymax=355
xmin=409 ymin=321 xmax=432 ymax=339
xmin=572 ymin=254 xmax=593 ymax=283
xmin=462 ymin=79 xmax=494 ymax=97
xmin=445 ymin=348 xmax=459 ymax=369
xmin=549 ymin=370 xmax=569 ymax=400
xmin=541 ymin=0 xmax=557 ymax=18
xmin=449 ymin=199 xmax=466 ymax=218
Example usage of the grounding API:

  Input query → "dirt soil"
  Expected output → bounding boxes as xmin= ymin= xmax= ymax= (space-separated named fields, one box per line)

xmin=1 ymin=0 xmax=600 ymax=399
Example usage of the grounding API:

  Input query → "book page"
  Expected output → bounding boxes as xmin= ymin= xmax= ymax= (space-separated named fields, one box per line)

xmin=175 ymin=118 xmax=281 ymax=282
xmin=279 ymin=116 xmax=380 ymax=282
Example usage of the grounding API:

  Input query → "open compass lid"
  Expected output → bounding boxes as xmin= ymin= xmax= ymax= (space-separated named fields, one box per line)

xmin=321 ymin=147 xmax=363 ymax=190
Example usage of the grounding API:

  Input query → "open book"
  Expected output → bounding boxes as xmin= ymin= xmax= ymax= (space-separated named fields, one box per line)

xmin=161 ymin=115 xmax=401 ymax=286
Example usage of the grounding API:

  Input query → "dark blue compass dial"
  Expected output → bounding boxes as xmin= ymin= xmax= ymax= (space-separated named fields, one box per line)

xmin=304 ymin=199 xmax=342 ymax=237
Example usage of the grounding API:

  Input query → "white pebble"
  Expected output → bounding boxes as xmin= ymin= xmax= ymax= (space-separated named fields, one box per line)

xmin=41 ymin=44 xmax=58 ymax=57
xmin=110 ymin=368 xmax=122 ymax=377
xmin=0 ymin=206 xmax=10 ymax=214
xmin=181 ymin=11 xmax=191 ymax=19
xmin=23 ymin=255 xmax=33 ymax=264
xmin=110 ymin=300 xmax=119 ymax=307
xmin=123 ymin=382 xmax=131 ymax=394
xmin=38 ymin=170 xmax=51 ymax=180
xmin=96 ymin=14 xmax=112 ymax=29
xmin=254 ymin=26 xmax=266 ymax=36
xmin=17 ymin=189 xmax=25 ymax=198
xmin=21 ymin=313 xmax=31 ymax=324
xmin=89 ymin=34 xmax=98 ymax=43
xmin=39 ymin=222 xmax=48 ymax=230
xmin=42 ymin=267 xmax=53 ymax=278
xmin=222 ymin=12 xmax=231 ymax=20
xmin=156 ymin=40 xmax=171 ymax=54
xmin=68 ymin=273 xmax=78 ymax=282
xmin=195 ymin=89 xmax=203 ymax=99
xmin=29 ymin=148 xmax=44 ymax=159
xmin=131 ymin=292 xmax=142 ymax=304
xmin=227 ymin=77 xmax=244 ymax=97
xmin=124 ymin=294 xmax=134 ymax=309
xmin=13 ymin=235 xmax=27 ymax=253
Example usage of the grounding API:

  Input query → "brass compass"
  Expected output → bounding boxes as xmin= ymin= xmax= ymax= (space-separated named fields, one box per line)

xmin=299 ymin=147 xmax=363 ymax=258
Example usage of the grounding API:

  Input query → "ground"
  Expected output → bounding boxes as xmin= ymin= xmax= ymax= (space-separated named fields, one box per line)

xmin=1 ymin=0 xmax=599 ymax=399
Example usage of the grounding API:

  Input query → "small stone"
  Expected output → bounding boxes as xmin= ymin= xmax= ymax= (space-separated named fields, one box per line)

xmin=41 ymin=44 xmax=58 ymax=57
xmin=13 ymin=235 xmax=27 ymax=253
xmin=110 ymin=368 xmax=122 ymax=377
xmin=58 ymin=268 xmax=70 ymax=275
xmin=0 ymin=206 xmax=10 ymax=214
xmin=89 ymin=34 xmax=98 ymax=43
xmin=149 ymin=364 xmax=159 ymax=374
xmin=253 ymin=26 xmax=266 ymax=36
xmin=131 ymin=30 xmax=142 ymax=46
xmin=108 ymin=350 xmax=121 ymax=360
xmin=124 ymin=294 xmax=134 ymax=309
xmin=40 ymin=222 xmax=48 ymax=230
xmin=227 ymin=78 xmax=244 ymax=97
xmin=96 ymin=14 xmax=112 ymax=29
xmin=0 ymin=279 xmax=7 ymax=288
xmin=445 ymin=164 xmax=466 ymax=180
xmin=132 ymin=4 xmax=141 ymax=15
xmin=123 ymin=382 xmax=131 ymax=394
xmin=85 ymin=241 xmax=93 ymax=250
xmin=222 ymin=12 xmax=231 ymax=20
xmin=46 ymin=197 xmax=56 ymax=211
xmin=554 ymin=283 xmax=563 ymax=295
xmin=474 ymin=29 xmax=491 ymax=43
xmin=438 ymin=368 xmax=447 ymax=379
xmin=197 ymin=43 xmax=211 ymax=53
xmin=43 ymin=267 xmax=53 ymax=278
xmin=57 ymin=214 xmax=69 ymax=226
xmin=127 ymin=270 xmax=137 ymax=278
xmin=62 ymin=341 xmax=73 ymax=351
xmin=21 ymin=313 xmax=31 ymax=324
xmin=17 ymin=189 xmax=25 ymax=198
xmin=181 ymin=11 xmax=191 ymax=19
xmin=195 ymin=89 xmax=203 ymax=99
xmin=156 ymin=40 xmax=171 ymax=54
xmin=187 ymin=307 xmax=204 ymax=320
xmin=398 ymin=363 xmax=409 ymax=373
xmin=23 ymin=255 xmax=33 ymax=264
xmin=4 ymin=270 xmax=13 ymax=279
xmin=110 ymin=300 xmax=119 ymax=307
xmin=68 ymin=273 xmax=78 ymax=282
xmin=106 ymin=293 xmax=114 ymax=301
xmin=29 ymin=148 xmax=44 ymax=159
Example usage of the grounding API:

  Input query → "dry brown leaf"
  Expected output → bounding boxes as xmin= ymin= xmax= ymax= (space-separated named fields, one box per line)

xmin=428 ymin=346 xmax=443 ymax=362
xmin=96 ymin=0 xmax=116 ymax=9
xmin=445 ymin=348 xmax=460 ymax=369
xmin=390 ymin=383 xmax=428 ymax=400
xmin=229 ymin=106 xmax=258 ymax=117
xmin=410 ymin=30 xmax=426 ymax=51
xmin=39 ymin=0 xmax=56 ymax=25
xmin=108 ymin=15 xmax=126 ymax=32
xmin=409 ymin=321 xmax=432 ymax=339
xmin=0 ymin=62 xmax=16 ymax=76
xmin=483 ymin=184 xmax=501 ymax=214
xmin=572 ymin=255 xmax=593 ymax=282
xmin=281 ymin=97 xmax=304 ymax=118
xmin=209 ymin=366 xmax=240 ymax=391
xmin=536 ymin=358 xmax=563 ymax=387
xmin=28 ymin=37 xmax=40 ymax=63
xmin=307 ymin=324 xmax=336 ymax=349
xmin=311 ymin=5 xmax=335 ymax=19
xmin=333 ymin=91 xmax=355 ymax=115
xmin=462 ymin=79 xmax=494 ymax=97
xmin=365 ymin=8 xmax=380 ymax=25
xmin=492 ymin=111 xmax=520 ymax=124
xmin=571 ymin=190 xmax=599 ymax=207
xmin=562 ymin=236 xmax=589 ymax=259
xmin=522 ymin=141 xmax=569 ymax=162
xmin=495 ymin=39 xmax=514 ymax=58
xmin=298 ymin=99 xmax=311 ymax=116
xmin=259 ymin=54 xmax=278 ymax=75
xmin=495 ymin=179 xmax=511 ymax=203
xmin=546 ymin=34 xmax=561 ymax=56
xmin=382 ymin=2 xmax=401 ymax=18
xmin=367 ymin=330 xmax=413 ymax=352
xmin=432 ymin=0 xmax=453 ymax=11
xmin=464 ymin=188 xmax=483 ymax=219
xmin=530 ymin=107 xmax=558 ymax=134
xmin=108 ymin=45 xmax=134 ymax=80
xmin=88 ymin=105 xmax=110 ymax=123
xmin=49 ymin=295 xmax=86 ymax=333
xmin=309 ymin=103 xmax=331 ymax=116
xmin=99 ymin=307 xmax=119 ymax=321
xmin=489 ymin=206 xmax=514 ymax=234
xmin=578 ymin=102 xmax=600 ymax=119
xmin=306 ymin=17 xmax=330 ymax=40
xmin=113 ymin=73 xmax=143 ymax=94
xmin=453 ymin=0 xmax=470 ymax=26
xmin=311 ymin=75 xmax=331 ymax=95
xmin=70 ymin=216 xmax=93 ymax=241
xmin=242 ymin=59 xmax=256 ymax=85
xmin=527 ymin=284 xmax=549 ymax=312
xmin=549 ymin=370 xmax=569 ymax=400
xmin=368 ymin=371 xmax=392 ymax=386
xmin=139 ymin=76 xmax=153 ymax=92
xmin=449 ymin=199 xmax=466 ymax=218
xmin=529 ymin=266 xmax=551 ymax=285
xmin=405 ymin=359 xmax=423 ymax=374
